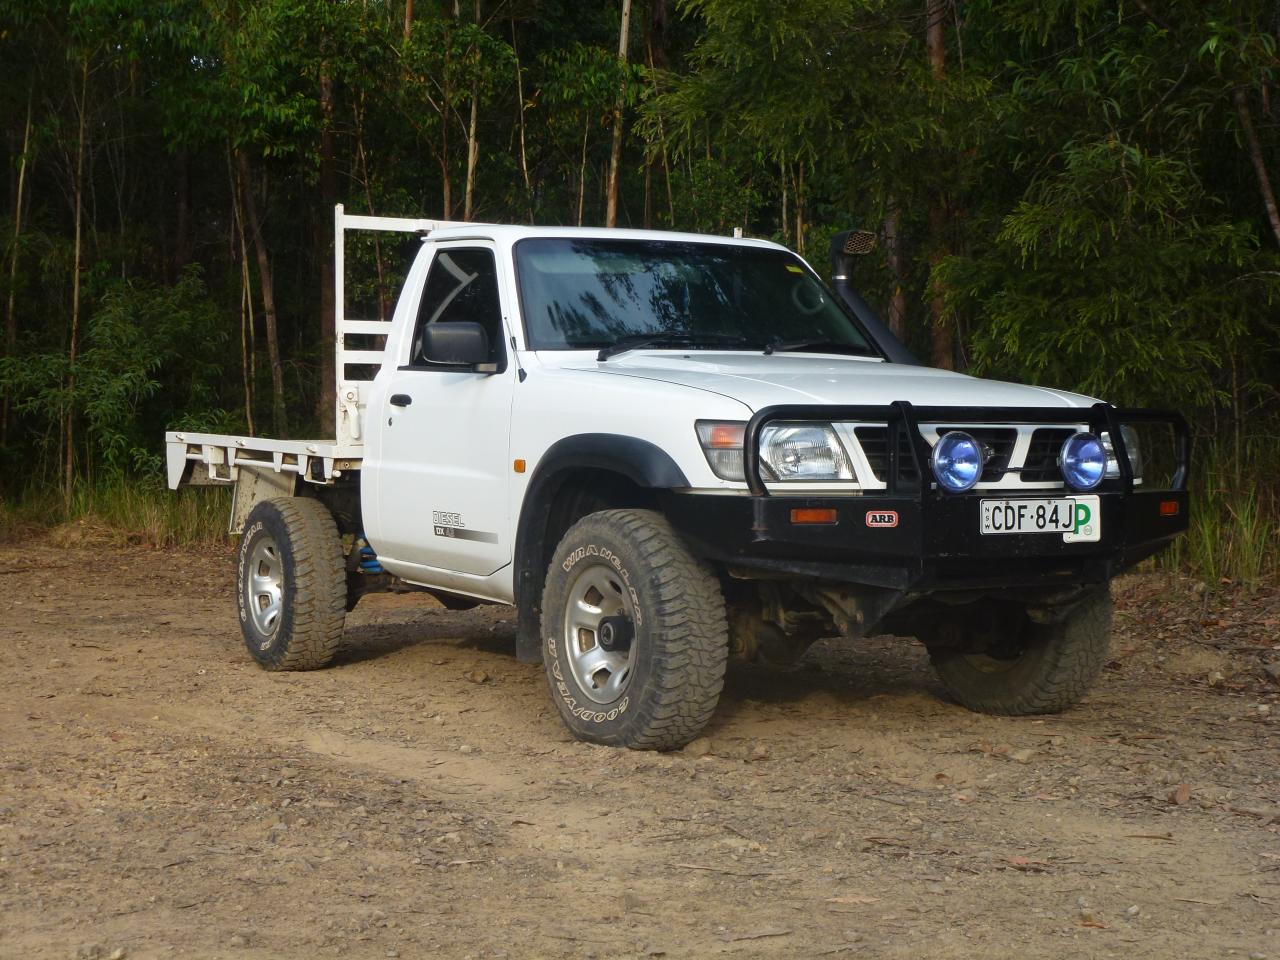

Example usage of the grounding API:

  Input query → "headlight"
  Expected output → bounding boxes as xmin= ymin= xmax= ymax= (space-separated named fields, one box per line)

xmin=1102 ymin=425 xmax=1143 ymax=481
xmin=694 ymin=420 xmax=853 ymax=483
xmin=930 ymin=430 xmax=984 ymax=493
xmin=759 ymin=423 xmax=853 ymax=481
xmin=1059 ymin=432 xmax=1106 ymax=491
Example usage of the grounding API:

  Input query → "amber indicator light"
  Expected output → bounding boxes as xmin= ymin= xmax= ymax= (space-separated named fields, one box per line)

xmin=513 ymin=459 xmax=527 ymax=474
xmin=791 ymin=507 xmax=838 ymax=525
xmin=1159 ymin=499 xmax=1179 ymax=516
xmin=707 ymin=424 xmax=744 ymax=448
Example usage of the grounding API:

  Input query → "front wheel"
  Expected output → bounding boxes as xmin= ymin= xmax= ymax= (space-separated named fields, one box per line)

xmin=237 ymin=497 xmax=346 ymax=671
xmin=926 ymin=588 xmax=1112 ymax=715
xmin=541 ymin=509 xmax=729 ymax=750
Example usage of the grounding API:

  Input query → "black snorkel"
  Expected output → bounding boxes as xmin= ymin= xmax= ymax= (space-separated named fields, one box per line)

xmin=829 ymin=229 xmax=920 ymax=366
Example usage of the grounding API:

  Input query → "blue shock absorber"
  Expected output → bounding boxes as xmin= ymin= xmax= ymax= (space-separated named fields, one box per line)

xmin=357 ymin=540 xmax=383 ymax=575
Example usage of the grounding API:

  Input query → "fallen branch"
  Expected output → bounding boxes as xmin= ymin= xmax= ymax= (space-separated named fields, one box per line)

xmin=1229 ymin=805 xmax=1280 ymax=824
xmin=719 ymin=927 xmax=791 ymax=942
xmin=671 ymin=862 xmax=784 ymax=879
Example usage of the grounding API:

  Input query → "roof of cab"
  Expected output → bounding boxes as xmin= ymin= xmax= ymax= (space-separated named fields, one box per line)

xmin=422 ymin=223 xmax=789 ymax=250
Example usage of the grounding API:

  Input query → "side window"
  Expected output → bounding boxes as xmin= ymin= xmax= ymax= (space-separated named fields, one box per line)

xmin=410 ymin=247 xmax=505 ymax=368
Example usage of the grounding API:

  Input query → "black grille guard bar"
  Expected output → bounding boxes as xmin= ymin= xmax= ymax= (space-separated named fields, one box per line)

xmin=742 ymin=401 xmax=1191 ymax=498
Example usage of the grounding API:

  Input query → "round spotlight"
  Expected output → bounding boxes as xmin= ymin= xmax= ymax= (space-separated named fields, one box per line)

xmin=931 ymin=431 xmax=984 ymax=493
xmin=1059 ymin=432 xmax=1106 ymax=491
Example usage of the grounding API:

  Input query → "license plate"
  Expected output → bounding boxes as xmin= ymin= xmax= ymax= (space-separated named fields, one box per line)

xmin=980 ymin=497 xmax=1100 ymax=543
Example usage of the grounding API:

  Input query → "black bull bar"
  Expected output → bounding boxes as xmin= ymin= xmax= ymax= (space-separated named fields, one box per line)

xmin=742 ymin=401 xmax=1190 ymax=497
xmin=656 ymin=401 xmax=1193 ymax=593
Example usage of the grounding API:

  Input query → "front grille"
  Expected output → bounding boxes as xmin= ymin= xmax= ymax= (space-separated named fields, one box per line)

xmin=854 ymin=426 xmax=1016 ymax=484
xmin=854 ymin=427 xmax=920 ymax=484
xmin=1022 ymin=428 xmax=1074 ymax=482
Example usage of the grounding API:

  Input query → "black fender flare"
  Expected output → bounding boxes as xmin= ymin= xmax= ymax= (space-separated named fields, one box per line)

xmin=512 ymin=434 xmax=689 ymax=662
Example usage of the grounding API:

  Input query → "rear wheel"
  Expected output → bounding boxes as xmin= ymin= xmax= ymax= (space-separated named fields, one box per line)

xmin=237 ymin=497 xmax=346 ymax=670
xmin=541 ymin=509 xmax=729 ymax=750
xmin=926 ymin=588 xmax=1112 ymax=715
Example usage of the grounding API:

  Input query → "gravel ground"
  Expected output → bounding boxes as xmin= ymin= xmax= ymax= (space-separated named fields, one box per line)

xmin=1 ymin=540 xmax=1277 ymax=960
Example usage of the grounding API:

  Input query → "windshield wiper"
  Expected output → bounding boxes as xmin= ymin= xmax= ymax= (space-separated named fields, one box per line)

xmin=597 ymin=332 xmax=747 ymax=361
xmin=763 ymin=338 xmax=874 ymax=357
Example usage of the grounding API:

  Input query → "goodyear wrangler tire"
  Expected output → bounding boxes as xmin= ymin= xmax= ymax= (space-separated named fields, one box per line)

xmin=237 ymin=497 xmax=345 ymax=671
xmin=927 ymin=587 xmax=1112 ymax=715
xmin=541 ymin=509 xmax=729 ymax=750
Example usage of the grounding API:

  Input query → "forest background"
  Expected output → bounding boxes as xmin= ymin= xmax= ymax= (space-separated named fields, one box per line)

xmin=0 ymin=0 xmax=1275 ymax=585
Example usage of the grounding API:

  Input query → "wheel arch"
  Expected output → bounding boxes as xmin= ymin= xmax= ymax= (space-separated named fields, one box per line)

xmin=513 ymin=434 xmax=690 ymax=662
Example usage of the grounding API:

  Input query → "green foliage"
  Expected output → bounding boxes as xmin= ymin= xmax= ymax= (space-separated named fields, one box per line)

xmin=0 ymin=0 xmax=1277 ymax=580
xmin=939 ymin=135 xmax=1268 ymax=408
xmin=0 ymin=268 xmax=231 ymax=481
xmin=673 ymin=157 xmax=760 ymax=234
xmin=931 ymin=0 xmax=1280 ymax=419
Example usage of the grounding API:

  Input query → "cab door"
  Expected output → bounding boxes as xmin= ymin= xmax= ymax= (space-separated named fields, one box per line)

xmin=370 ymin=243 xmax=515 ymax=577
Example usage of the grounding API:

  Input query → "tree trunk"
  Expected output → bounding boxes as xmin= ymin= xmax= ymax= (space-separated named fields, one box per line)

xmin=439 ymin=2 xmax=457 ymax=218
xmin=237 ymin=150 xmax=287 ymax=437
xmin=229 ymin=147 xmax=256 ymax=436
xmin=883 ymin=199 xmax=908 ymax=342
xmin=463 ymin=0 xmax=481 ymax=221
xmin=174 ymin=149 xmax=193 ymax=277
xmin=355 ymin=106 xmax=390 ymax=320
xmin=927 ymin=202 xmax=953 ymax=369
xmin=1235 ymin=86 xmax=1280 ymax=248
xmin=643 ymin=0 xmax=668 ymax=230
xmin=403 ymin=0 xmax=413 ymax=41
xmin=2 ymin=89 xmax=32 ymax=450
xmin=648 ymin=0 xmax=668 ymax=70
xmin=643 ymin=157 xmax=652 ymax=229
xmin=577 ymin=120 xmax=589 ymax=226
xmin=779 ymin=157 xmax=789 ymax=246
xmin=604 ymin=0 xmax=633 ymax=227
xmin=926 ymin=0 xmax=953 ymax=370
xmin=65 ymin=57 xmax=89 ymax=504
xmin=511 ymin=16 xmax=533 ymax=221
xmin=316 ymin=66 xmax=337 ymax=437
xmin=793 ymin=159 xmax=805 ymax=254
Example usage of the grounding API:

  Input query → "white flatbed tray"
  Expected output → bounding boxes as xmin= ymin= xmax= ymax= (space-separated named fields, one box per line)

xmin=165 ymin=431 xmax=360 ymax=490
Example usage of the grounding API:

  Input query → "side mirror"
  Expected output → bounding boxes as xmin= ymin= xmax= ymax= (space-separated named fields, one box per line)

xmin=422 ymin=322 xmax=490 ymax=367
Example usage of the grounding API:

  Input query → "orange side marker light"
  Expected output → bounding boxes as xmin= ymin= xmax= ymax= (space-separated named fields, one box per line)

xmin=513 ymin=459 xmax=527 ymax=474
xmin=791 ymin=508 xmax=838 ymax=525
xmin=1159 ymin=500 xmax=1179 ymax=516
xmin=707 ymin=424 xmax=744 ymax=448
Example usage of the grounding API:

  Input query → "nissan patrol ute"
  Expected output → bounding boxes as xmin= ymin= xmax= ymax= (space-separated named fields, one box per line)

xmin=165 ymin=206 xmax=1191 ymax=750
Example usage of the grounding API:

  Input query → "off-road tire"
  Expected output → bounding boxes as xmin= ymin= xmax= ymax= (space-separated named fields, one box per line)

xmin=541 ymin=509 xmax=729 ymax=750
xmin=237 ymin=497 xmax=345 ymax=671
xmin=927 ymin=588 xmax=1112 ymax=715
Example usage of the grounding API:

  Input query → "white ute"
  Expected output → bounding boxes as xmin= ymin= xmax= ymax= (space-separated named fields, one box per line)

xmin=167 ymin=206 xmax=1191 ymax=749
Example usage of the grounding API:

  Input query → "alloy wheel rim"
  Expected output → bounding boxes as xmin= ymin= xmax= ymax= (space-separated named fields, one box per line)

xmin=562 ymin=561 xmax=637 ymax=704
xmin=247 ymin=536 xmax=284 ymax=645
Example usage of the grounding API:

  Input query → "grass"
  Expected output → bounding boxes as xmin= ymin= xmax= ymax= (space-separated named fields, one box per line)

xmin=0 ymin=477 xmax=231 ymax=547
xmin=1159 ymin=436 xmax=1279 ymax=591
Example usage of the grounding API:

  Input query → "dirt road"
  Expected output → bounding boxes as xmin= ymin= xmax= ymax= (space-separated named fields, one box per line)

xmin=2 ymin=540 xmax=1277 ymax=959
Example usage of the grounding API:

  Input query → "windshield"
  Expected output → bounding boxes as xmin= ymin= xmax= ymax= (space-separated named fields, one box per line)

xmin=513 ymin=238 xmax=878 ymax=356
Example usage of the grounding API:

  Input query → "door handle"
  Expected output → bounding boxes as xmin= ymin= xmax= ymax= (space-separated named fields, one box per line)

xmin=389 ymin=393 xmax=413 ymax=407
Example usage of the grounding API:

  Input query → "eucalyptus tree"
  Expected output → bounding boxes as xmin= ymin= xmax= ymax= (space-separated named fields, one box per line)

xmin=537 ymin=42 xmax=641 ymax=225
xmin=398 ymin=7 xmax=514 ymax=221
